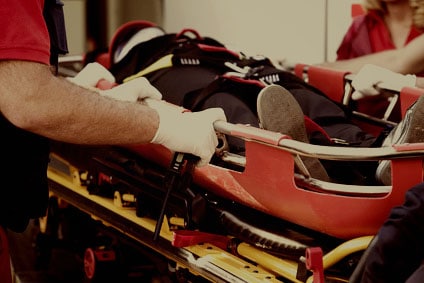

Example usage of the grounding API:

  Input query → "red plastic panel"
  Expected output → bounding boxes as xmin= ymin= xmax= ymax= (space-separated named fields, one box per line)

xmin=307 ymin=65 xmax=350 ymax=103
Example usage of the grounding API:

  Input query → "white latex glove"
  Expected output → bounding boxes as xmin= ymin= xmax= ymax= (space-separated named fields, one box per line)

xmin=351 ymin=64 xmax=416 ymax=100
xmin=68 ymin=62 xmax=162 ymax=102
xmin=68 ymin=62 xmax=115 ymax=88
xmin=146 ymin=98 xmax=227 ymax=167
xmin=100 ymin=77 xmax=162 ymax=102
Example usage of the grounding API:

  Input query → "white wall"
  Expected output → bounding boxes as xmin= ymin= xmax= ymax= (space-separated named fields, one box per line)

xmin=106 ymin=0 xmax=163 ymax=43
xmin=63 ymin=0 xmax=86 ymax=56
xmin=327 ymin=0 xmax=359 ymax=61
xmin=62 ymin=0 xmax=162 ymax=56
xmin=163 ymin=0 xmax=359 ymax=65
xmin=62 ymin=0 xmax=360 ymax=64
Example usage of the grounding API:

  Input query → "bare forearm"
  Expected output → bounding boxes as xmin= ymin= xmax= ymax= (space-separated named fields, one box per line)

xmin=416 ymin=77 xmax=424 ymax=89
xmin=39 ymin=78 xmax=159 ymax=144
xmin=319 ymin=50 xmax=406 ymax=73
xmin=0 ymin=61 xmax=159 ymax=145
xmin=320 ymin=34 xmax=424 ymax=75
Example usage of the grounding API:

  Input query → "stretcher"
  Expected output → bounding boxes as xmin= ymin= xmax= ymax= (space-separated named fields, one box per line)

xmin=44 ymin=56 xmax=424 ymax=282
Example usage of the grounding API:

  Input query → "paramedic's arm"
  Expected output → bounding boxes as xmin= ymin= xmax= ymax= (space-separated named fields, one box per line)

xmin=0 ymin=61 xmax=225 ymax=166
xmin=416 ymin=77 xmax=424 ymax=88
xmin=0 ymin=61 xmax=159 ymax=144
xmin=319 ymin=33 xmax=424 ymax=75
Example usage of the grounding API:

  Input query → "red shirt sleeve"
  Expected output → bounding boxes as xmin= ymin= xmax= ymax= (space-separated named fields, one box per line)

xmin=0 ymin=0 xmax=50 ymax=65
xmin=336 ymin=15 xmax=373 ymax=60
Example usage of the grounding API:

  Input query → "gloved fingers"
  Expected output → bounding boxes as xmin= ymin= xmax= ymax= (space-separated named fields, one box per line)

xmin=351 ymin=90 xmax=362 ymax=101
xmin=351 ymin=88 xmax=380 ymax=101
xmin=380 ymin=74 xmax=417 ymax=92
xmin=68 ymin=62 xmax=115 ymax=88
xmin=351 ymin=64 xmax=384 ymax=100
xmin=173 ymin=109 xmax=225 ymax=167
xmin=352 ymin=64 xmax=416 ymax=100
xmin=144 ymin=97 xmax=184 ymax=114
xmin=197 ymin=107 xmax=227 ymax=125
xmin=100 ymin=77 xmax=163 ymax=102
xmin=199 ymin=109 xmax=227 ymax=139
xmin=129 ymin=77 xmax=163 ymax=100
xmin=149 ymin=101 xmax=227 ymax=167
xmin=190 ymin=108 xmax=227 ymax=167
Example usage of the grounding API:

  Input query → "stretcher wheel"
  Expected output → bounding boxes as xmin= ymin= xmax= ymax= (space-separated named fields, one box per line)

xmin=84 ymin=248 xmax=97 ymax=280
xmin=83 ymin=246 xmax=119 ymax=282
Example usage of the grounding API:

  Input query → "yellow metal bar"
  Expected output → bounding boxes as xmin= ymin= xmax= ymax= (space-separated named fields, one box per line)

xmin=322 ymin=236 xmax=372 ymax=269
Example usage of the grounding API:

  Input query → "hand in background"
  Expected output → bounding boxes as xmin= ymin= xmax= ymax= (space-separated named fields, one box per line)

xmin=68 ymin=62 xmax=162 ymax=102
xmin=351 ymin=64 xmax=416 ymax=100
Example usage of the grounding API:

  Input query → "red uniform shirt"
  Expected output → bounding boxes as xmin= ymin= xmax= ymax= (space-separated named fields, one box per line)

xmin=336 ymin=10 xmax=424 ymax=121
xmin=0 ymin=0 xmax=50 ymax=65
xmin=337 ymin=10 xmax=423 ymax=60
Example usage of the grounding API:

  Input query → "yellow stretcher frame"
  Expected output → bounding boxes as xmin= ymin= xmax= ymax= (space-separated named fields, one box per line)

xmin=46 ymin=153 xmax=373 ymax=283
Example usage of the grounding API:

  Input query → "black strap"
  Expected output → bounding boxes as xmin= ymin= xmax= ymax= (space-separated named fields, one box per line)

xmin=183 ymin=76 xmax=264 ymax=112
xmin=43 ymin=0 xmax=69 ymax=72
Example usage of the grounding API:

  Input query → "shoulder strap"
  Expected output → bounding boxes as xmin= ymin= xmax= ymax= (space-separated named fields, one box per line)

xmin=183 ymin=75 xmax=265 ymax=111
xmin=43 ymin=0 xmax=69 ymax=72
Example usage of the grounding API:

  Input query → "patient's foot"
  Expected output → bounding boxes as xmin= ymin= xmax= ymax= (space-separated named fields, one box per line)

xmin=376 ymin=95 xmax=424 ymax=185
xmin=257 ymin=84 xmax=330 ymax=181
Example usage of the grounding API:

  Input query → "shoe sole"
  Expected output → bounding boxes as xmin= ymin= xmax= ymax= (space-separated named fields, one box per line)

xmin=376 ymin=95 xmax=424 ymax=185
xmin=257 ymin=85 xmax=308 ymax=142
xmin=256 ymin=84 xmax=330 ymax=181
xmin=399 ymin=95 xmax=424 ymax=144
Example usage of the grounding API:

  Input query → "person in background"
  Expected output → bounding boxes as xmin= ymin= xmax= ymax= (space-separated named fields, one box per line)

xmin=337 ymin=0 xmax=424 ymax=61
xmin=0 ymin=1 xmax=226 ymax=282
xmin=324 ymin=28 xmax=424 ymax=101
xmin=322 ymin=32 xmax=424 ymax=82
xmin=320 ymin=0 xmax=424 ymax=87
xmin=320 ymin=0 xmax=423 ymax=117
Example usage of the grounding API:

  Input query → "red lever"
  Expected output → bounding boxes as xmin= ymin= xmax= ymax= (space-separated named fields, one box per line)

xmin=172 ymin=230 xmax=230 ymax=251
xmin=306 ymin=247 xmax=324 ymax=283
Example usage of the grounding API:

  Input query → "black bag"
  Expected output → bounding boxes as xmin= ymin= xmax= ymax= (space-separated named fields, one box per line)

xmin=0 ymin=115 xmax=50 ymax=232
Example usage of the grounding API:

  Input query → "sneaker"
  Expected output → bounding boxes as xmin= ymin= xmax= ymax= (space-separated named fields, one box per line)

xmin=257 ymin=84 xmax=330 ymax=181
xmin=376 ymin=95 xmax=424 ymax=185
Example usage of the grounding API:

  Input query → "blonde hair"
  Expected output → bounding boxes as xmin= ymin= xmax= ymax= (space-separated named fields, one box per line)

xmin=361 ymin=0 xmax=383 ymax=11
xmin=361 ymin=0 xmax=424 ymax=29
xmin=411 ymin=0 xmax=424 ymax=28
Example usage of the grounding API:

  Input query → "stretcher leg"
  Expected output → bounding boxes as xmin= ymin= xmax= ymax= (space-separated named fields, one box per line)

xmin=306 ymin=247 xmax=324 ymax=283
xmin=153 ymin=152 xmax=198 ymax=241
